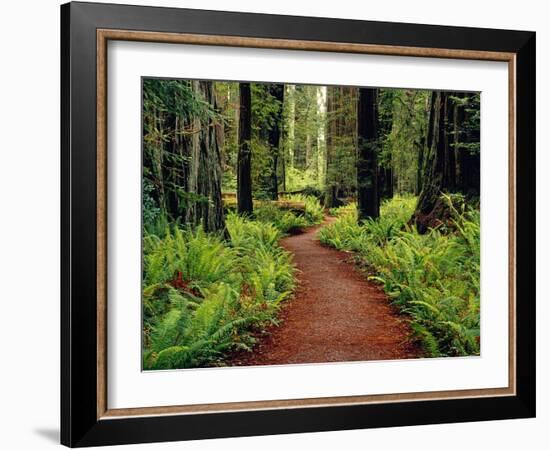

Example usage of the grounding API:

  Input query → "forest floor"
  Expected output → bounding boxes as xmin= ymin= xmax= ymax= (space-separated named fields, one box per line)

xmin=227 ymin=217 xmax=422 ymax=366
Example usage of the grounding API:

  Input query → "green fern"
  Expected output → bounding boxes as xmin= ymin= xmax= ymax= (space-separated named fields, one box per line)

xmin=320 ymin=195 xmax=480 ymax=357
xmin=143 ymin=210 xmax=297 ymax=370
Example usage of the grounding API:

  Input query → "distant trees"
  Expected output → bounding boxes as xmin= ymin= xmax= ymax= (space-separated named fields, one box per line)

xmin=378 ymin=89 xmax=430 ymax=197
xmin=377 ymin=89 xmax=395 ymax=201
xmin=283 ymin=84 xmax=296 ymax=188
xmin=267 ymin=84 xmax=284 ymax=200
xmin=324 ymin=86 xmax=338 ymax=208
xmin=325 ymin=86 xmax=357 ymax=208
xmin=237 ymin=82 xmax=253 ymax=215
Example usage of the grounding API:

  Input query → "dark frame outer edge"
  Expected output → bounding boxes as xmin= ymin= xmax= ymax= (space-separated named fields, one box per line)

xmin=514 ymin=34 xmax=536 ymax=414
xmin=60 ymin=3 xmax=71 ymax=446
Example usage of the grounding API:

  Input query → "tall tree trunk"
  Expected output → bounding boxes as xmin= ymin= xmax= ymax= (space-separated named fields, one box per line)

xmin=281 ymin=149 xmax=286 ymax=192
xmin=268 ymin=84 xmax=284 ymax=200
xmin=379 ymin=166 xmax=394 ymax=199
xmin=163 ymin=112 xmax=190 ymax=218
xmin=443 ymin=95 xmax=456 ymax=191
xmin=324 ymin=87 xmax=340 ymax=207
xmin=185 ymin=81 xmax=225 ymax=232
xmin=153 ymin=110 xmax=167 ymax=212
xmin=336 ymin=87 xmax=344 ymax=198
xmin=377 ymin=89 xmax=393 ymax=200
xmin=416 ymin=142 xmax=424 ymax=195
xmin=453 ymin=92 xmax=463 ymax=190
xmin=237 ymin=83 xmax=253 ymax=215
xmin=412 ymin=91 xmax=448 ymax=233
xmin=286 ymin=85 xmax=296 ymax=171
xmin=356 ymin=88 xmax=380 ymax=221
xmin=346 ymin=87 xmax=359 ymax=199
xmin=416 ymin=95 xmax=431 ymax=195
xmin=316 ymin=86 xmax=327 ymax=187
xmin=305 ymin=131 xmax=312 ymax=169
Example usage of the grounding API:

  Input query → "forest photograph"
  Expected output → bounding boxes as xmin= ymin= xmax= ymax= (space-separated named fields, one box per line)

xmin=141 ymin=77 xmax=481 ymax=371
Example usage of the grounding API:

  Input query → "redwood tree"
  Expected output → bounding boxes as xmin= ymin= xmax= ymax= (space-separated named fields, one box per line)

xmin=356 ymin=87 xmax=380 ymax=221
xmin=267 ymin=84 xmax=284 ymax=200
xmin=237 ymin=83 xmax=253 ymax=215
xmin=185 ymin=80 xmax=225 ymax=232
xmin=324 ymin=86 xmax=338 ymax=207
xmin=412 ymin=91 xmax=448 ymax=233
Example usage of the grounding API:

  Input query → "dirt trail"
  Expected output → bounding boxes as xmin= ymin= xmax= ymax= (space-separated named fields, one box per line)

xmin=228 ymin=217 xmax=421 ymax=366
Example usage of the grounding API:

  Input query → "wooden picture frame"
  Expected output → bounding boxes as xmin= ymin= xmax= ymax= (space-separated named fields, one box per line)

xmin=61 ymin=1 xmax=536 ymax=447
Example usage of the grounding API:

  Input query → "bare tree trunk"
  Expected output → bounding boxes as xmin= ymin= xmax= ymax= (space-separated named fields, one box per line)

xmin=185 ymin=81 xmax=225 ymax=232
xmin=237 ymin=83 xmax=253 ymax=215
xmin=356 ymin=88 xmax=380 ymax=221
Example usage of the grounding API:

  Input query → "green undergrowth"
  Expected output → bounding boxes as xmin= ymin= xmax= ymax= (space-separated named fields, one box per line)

xmin=253 ymin=194 xmax=324 ymax=234
xmin=253 ymin=204 xmax=308 ymax=235
xmin=318 ymin=194 xmax=480 ymax=357
xmin=282 ymin=194 xmax=325 ymax=225
xmin=142 ymin=212 xmax=296 ymax=370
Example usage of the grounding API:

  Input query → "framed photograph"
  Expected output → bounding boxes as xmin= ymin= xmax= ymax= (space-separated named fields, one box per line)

xmin=61 ymin=1 xmax=536 ymax=447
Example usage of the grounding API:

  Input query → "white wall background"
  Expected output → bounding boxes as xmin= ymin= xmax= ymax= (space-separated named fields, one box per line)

xmin=0 ymin=0 xmax=545 ymax=448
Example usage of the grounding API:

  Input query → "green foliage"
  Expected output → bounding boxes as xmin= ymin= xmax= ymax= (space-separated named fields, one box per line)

xmin=328 ymin=203 xmax=356 ymax=218
xmin=251 ymin=84 xmax=283 ymax=135
xmin=293 ymin=85 xmax=325 ymax=173
xmin=282 ymin=194 xmax=324 ymax=225
xmin=143 ymin=175 xmax=161 ymax=228
xmin=378 ymin=89 xmax=430 ymax=194
xmin=449 ymin=93 xmax=481 ymax=155
xmin=320 ymin=196 xmax=416 ymax=250
xmin=249 ymin=83 xmax=285 ymax=197
xmin=247 ymin=195 xmax=323 ymax=235
xmin=215 ymin=82 xmax=240 ymax=187
xmin=253 ymin=204 xmax=308 ymax=234
xmin=285 ymin=167 xmax=322 ymax=192
xmin=142 ymin=213 xmax=296 ymax=370
xmin=142 ymin=77 xmax=482 ymax=368
xmin=250 ymin=137 xmax=275 ymax=199
xmin=145 ymin=283 xmax=258 ymax=370
xmin=143 ymin=226 xmax=237 ymax=289
xmin=319 ymin=195 xmax=480 ymax=357
xmin=325 ymin=87 xmax=357 ymax=198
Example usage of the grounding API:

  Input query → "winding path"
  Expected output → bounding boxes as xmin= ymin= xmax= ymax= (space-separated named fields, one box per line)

xmin=228 ymin=217 xmax=421 ymax=366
